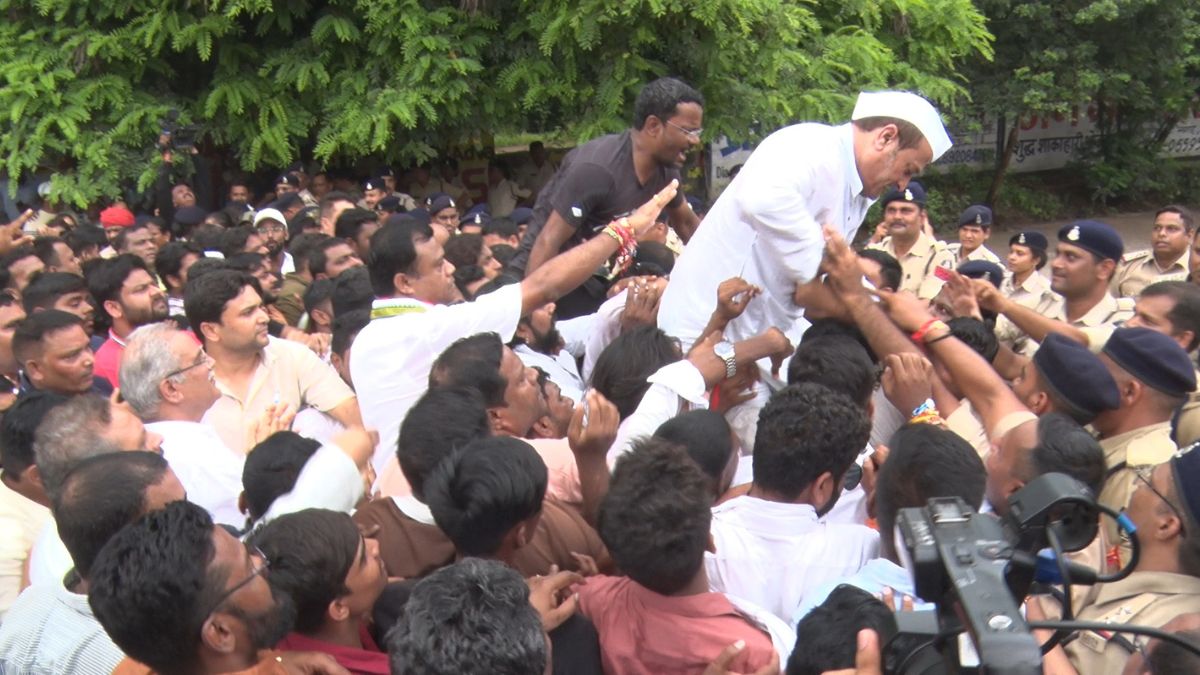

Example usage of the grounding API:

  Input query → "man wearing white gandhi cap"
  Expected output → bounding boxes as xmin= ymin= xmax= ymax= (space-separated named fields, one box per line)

xmin=657 ymin=90 xmax=951 ymax=449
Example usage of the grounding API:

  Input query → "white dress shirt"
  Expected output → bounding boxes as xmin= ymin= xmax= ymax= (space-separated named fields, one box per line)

xmin=793 ymin=558 xmax=930 ymax=625
xmin=0 ymin=581 xmax=124 ymax=673
xmin=580 ymin=289 xmax=629 ymax=382
xmin=659 ymin=123 xmax=875 ymax=346
xmin=706 ymin=495 xmax=879 ymax=625
xmin=514 ymin=344 xmax=585 ymax=403
xmin=607 ymin=360 xmax=709 ymax=465
xmin=26 ymin=522 xmax=71 ymax=590
xmin=349 ymin=284 xmax=524 ymax=475
xmin=0 ymin=482 xmax=49 ymax=622
xmin=148 ymin=420 xmax=245 ymax=528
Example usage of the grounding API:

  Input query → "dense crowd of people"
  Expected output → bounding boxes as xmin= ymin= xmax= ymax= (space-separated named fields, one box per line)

xmin=0 ymin=77 xmax=1198 ymax=675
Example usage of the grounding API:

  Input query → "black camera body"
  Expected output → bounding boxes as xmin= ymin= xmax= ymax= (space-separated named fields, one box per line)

xmin=159 ymin=109 xmax=200 ymax=151
xmin=886 ymin=473 xmax=1101 ymax=674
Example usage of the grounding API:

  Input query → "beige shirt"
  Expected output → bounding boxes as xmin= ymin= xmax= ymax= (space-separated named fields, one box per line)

xmin=869 ymin=232 xmax=955 ymax=299
xmin=202 ymin=337 xmax=356 ymax=454
xmin=944 ymin=399 xmax=990 ymax=459
xmin=1110 ymin=249 xmax=1189 ymax=299
xmin=1174 ymin=371 xmax=1200 ymax=447
xmin=1065 ymin=572 xmax=1200 ymax=675
xmin=948 ymin=242 xmax=1003 ymax=266
xmin=996 ymin=271 xmax=1061 ymax=356
xmin=1097 ymin=423 xmax=1177 ymax=567
xmin=0 ymin=483 xmax=49 ymax=622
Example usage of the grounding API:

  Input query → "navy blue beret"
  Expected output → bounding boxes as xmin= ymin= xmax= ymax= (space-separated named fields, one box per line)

xmin=1009 ymin=231 xmax=1048 ymax=253
xmin=1057 ymin=220 xmax=1123 ymax=262
xmin=881 ymin=181 xmax=927 ymax=209
xmin=427 ymin=194 xmax=457 ymax=214
xmin=460 ymin=204 xmax=491 ymax=227
xmin=1033 ymin=333 xmax=1121 ymax=419
xmin=1171 ymin=445 xmax=1200 ymax=529
xmin=509 ymin=207 xmax=535 ymax=225
xmin=276 ymin=172 xmax=300 ymax=188
xmin=956 ymin=260 xmax=1005 ymax=288
xmin=172 ymin=206 xmax=207 ymax=227
xmin=957 ymin=205 xmax=993 ymax=228
xmin=1102 ymin=327 xmax=1196 ymax=398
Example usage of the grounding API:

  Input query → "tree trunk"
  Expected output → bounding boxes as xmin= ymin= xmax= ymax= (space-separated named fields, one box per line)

xmin=986 ymin=118 xmax=1021 ymax=206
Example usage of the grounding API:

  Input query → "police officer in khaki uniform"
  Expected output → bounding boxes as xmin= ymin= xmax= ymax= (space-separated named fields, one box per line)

xmin=867 ymin=181 xmax=954 ymax=300
xmin=1034 ymin=445 xmax=1200 ymax=675
xmin=995 ymin=231 xmax=1060 ymax=356
xmin=947 ymin=204 xmax=1003 ymax=266
xmin=1092 ymin=328 xmax=1195 ymax=568
xmin=1111 ymin=205 xmax=1193 ymax=299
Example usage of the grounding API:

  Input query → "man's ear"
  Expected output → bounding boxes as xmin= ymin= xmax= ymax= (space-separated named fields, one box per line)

xmin=328 ymin=596 xmax=351 ymax=623
xmin=103 ymin=299 xmax=125 ymax=322
xmin=873 ymin=124 xmax=899 ymax=151
xmin=200 ymin=613 xmax=239 ymax=655
xmin=198 ymin=321 xmax=222 ymax=346
xmin=392 ymin=272 xmax=415 ymax=297
xmin=159 ymin=378 xmax=184 ymax=405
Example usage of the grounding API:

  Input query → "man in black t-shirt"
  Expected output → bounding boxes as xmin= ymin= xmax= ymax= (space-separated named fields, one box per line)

xmin=512 ymin=77 xmax=704 ymax=317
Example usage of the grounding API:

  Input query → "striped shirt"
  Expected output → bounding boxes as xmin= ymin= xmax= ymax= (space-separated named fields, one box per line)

xmin=0 ymin=581 xmax=125 ymax=674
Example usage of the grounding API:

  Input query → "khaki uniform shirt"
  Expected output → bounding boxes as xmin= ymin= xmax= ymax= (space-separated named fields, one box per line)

xmin=274 ymin=273 xmax=311 ymax=327
xmin=1111 ymin=249 xmax=1189 ymax=299
xmin=1173 ymin=370 xmax=1200 ymax=446
xmin=1065 ymin=571 xmax=1200 ymax=674
xmin=948 ymin=242 xmax=1003 ymax=266
xmin=201 ymin=337 xmax=356 ymax=454
xmin=1097 ymin=423 xmax=1177 ymax=567
xmin=996 ymin=271 xmax=1060 ymax=356
xmin=869 ymin=232 xmax=955 ymax=299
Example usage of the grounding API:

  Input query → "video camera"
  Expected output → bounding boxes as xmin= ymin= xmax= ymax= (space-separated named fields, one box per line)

xmin=881 ymin=473 xmax=1113 ymax=674
xmin=158 ymin=109 xmax=200 ymax=151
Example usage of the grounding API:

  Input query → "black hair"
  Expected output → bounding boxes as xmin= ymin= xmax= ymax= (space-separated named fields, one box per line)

xmin=444 ymin=233 xmax=485 ymax=270
xmin=801 ymin=319 xmax=878 ymax=363
xmin=64 ymin=226 xmax=107 ymax=257
xmin=88 ymin=500 xmax=220 ymax=674
xmin=0 ymin=244 xmax=37 ymax=273
xmin=875 ymin=423 xmax=985 ymax=555
xmin=273 ymin=192 xmax=303 ymax=211
xmin=1146 ymin=629 xmax=1200 ymax=674
xmin=387 ymin=558 xmax=547 ymax=675
xmin=241 ymin=431 xmax=322 ymax=522
xmin=331 ymin=266 xmax=373 ymax=316
xmin=12 ymin=309 xmax=84 ymax=365
xmin=428 ymin=333 xmax=507 ymax=408
xmin=308 ymin=236 xmax=354 ymax=278
xmin=205 ymin=209 xmax=237 ymax=230
xmin=787 ymin=336 xmax=876 ymax=409
xmin=788 ymin=585 xmax=895 ymax=675
xmin=223 ymin=252 xmax=267 ymax=276
xmin=182 ymin=256 xmax=228 ymax=285
xmin=217 ymin=225 xmax=260 ymax=258
xmin=55 ymin=451 xmax=171 ymax=578
xmin=155 ymin=241 xmax=204 ymax=288
xmin=653 ymin=410 xmax=734 ymax=492
xmin=303 ymin=278 xmax=334 ymax=315
xmin=112 ymin=222 xmax=153 ymax=252
xmin=190 ymin=222 xmax=227 ymax=252
xmin=334 ymin=208 xmax=379 ymax=242
xmin=947 ymin=316 xmax=999 ymax=363
xmin=453 ymin=265 xmax=487 ymax=300
xmin=86 ymin=253 xmax=151 ymax=312
xmin=425 ymin=437 xmax=548 ymax=557
xmin=491 ymin=244 xmax=517 ymax=268
xmin=1156 ymin=204 xmax=1195 ymax=232
xmin=1026 ymin=413 xmax=1107 ymax=497
xmin=183 ymin=269 xmax=258 ymax=343
xmin=0 ymin=390 xmax=69 ymax=476
xmin=246 ymin=509 xmax=359 ymax=633
xmin=21 ymin=271 xmax=88 ymax=314
xmin=32 ymin=236 xmax=69 ymax=268
xmin=367 ymin=218 xmax=433 ymax=297
xmin=590 ymin=325 xmax=680 ymax=419
xmin=631 ymin=241 xmax=675 ymax=276
xmin=397 ymin=387 xmax=492 ymax=501
xmin=598 ymin=437 xmax=712 ymax=594
xmin=752 ymin=383 xmax=870 ymax=502
xmin=633 ymin=77 xmax=705 ymax=130
xmin=320 ymin=306 xmax=361 ymax=354
xmin=856 ymin=248 xmax=903 ymax=292
xmin=286 ymin=233 xmax=330 ymax=275
xmin=482 ymin=217 xmax=519 ymax=240
xmin=1141 ymin=280 xmax=1200 ymax=351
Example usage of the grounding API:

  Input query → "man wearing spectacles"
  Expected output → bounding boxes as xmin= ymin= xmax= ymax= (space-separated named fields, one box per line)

xmin=91 ymin=500 xmax=343 ymax=675
xmin=253 ymin=208 xmax=294 ymax=277
xmin=1033 ymin=446 xmax=1200 ymax=675
xmin=513 ymin=77 xmax=704 ymax=318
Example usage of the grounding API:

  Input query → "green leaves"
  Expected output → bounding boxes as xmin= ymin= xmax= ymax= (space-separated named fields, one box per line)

xmin=0 ymin=0 xmax=992 ymax=207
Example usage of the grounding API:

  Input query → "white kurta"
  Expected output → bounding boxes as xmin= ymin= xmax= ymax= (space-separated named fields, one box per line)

xmin=659 ymin=123 xmax=875 ymax=346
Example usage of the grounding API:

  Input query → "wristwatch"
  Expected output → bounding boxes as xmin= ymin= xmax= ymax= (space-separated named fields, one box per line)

xmin=714 ymin=341 xmax=737 ymax=380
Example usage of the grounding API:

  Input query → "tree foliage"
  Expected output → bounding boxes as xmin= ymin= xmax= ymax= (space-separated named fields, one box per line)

xmin=0 ymin=0 xmax=992 ymax=207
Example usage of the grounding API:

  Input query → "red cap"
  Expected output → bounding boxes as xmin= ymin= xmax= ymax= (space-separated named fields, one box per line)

xmin=99 ymin=205 xmax=135 ymax=228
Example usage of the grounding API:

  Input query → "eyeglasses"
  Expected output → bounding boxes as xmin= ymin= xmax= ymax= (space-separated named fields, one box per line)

xmin=665 ymin=120 xmax=703 ymax=140
xmin=207 ymin=544 xmax=271 ymax=615
xmin=256 ymin=223 xmax=287 ymax=235
xmin=163 ymin=350 xmax=211 ymax=381
xmin=1133 ymin=465 xmax=1187 ymax=537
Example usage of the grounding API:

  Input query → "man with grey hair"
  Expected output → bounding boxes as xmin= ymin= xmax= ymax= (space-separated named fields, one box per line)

xmin=27 ymin=394 xmax=162 ymax=587
xmin=120 ymin=321 xmax=248 ymax=528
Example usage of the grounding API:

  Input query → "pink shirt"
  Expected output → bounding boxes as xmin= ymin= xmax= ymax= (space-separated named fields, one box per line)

xmin=93 ymin=332 xmax=125 ymax=388
xmin=576 ymin=575 xmax=776 ymax=674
